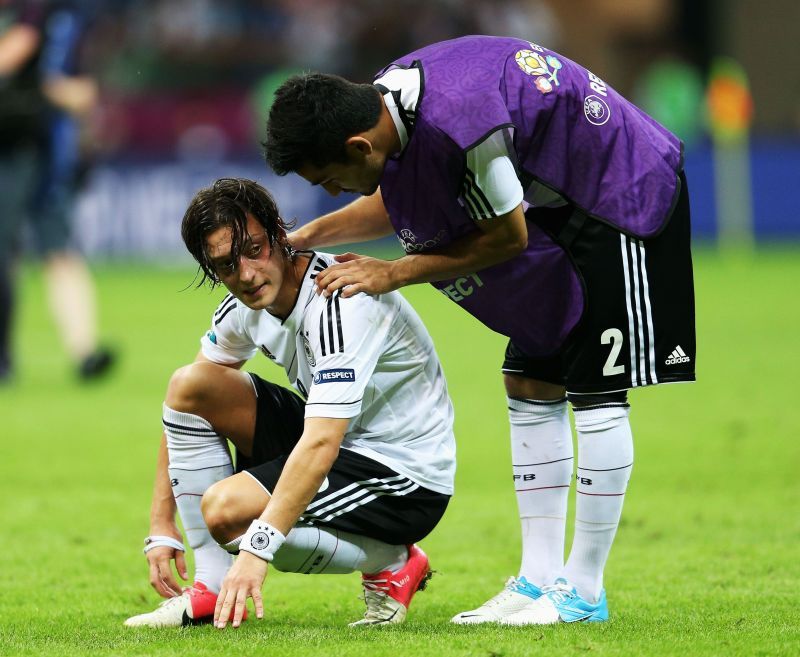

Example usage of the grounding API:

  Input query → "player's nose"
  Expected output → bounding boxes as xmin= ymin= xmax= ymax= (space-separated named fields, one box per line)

xmin=237 ymin=257 xmax=256 ymax=281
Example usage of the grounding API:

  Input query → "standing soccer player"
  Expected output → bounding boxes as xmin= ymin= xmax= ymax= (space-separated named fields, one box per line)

xmin=124 ymin=178 xmax=454 ymax=628
xmin=264 ymin=35 xmax=695 ymax=624
xmin=0 ymin=0 xmax=114 ymax=382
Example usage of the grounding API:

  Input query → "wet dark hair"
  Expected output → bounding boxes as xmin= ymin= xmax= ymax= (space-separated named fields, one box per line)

xmin=263 ymin=72 xmax=382 ymax=175
xmin=181 ymin=177 xmax=294 ymax=288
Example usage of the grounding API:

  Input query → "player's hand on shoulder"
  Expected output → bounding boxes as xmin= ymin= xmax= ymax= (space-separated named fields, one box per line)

xmin=316 ymin=253 xmax=398 ymax=298
xmin=146 ymin=545 xmax=188 ymax=599
xmin=214 ymin=551 xmax=267 ymax=629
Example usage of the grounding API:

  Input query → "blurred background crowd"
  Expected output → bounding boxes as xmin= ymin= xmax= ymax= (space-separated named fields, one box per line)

xmin=3 ymin=0 xmax=798 ymax=260
xmin=0 ymin=0 xmax=798 ymax=382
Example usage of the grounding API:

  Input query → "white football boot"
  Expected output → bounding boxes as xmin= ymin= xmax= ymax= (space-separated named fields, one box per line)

xmin=124 ymin=582 xmax=236 ymax=628
xmin=450 ymin=576 xmax=543 ymax=625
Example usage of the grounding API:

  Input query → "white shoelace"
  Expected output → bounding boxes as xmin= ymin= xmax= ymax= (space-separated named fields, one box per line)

xmin=541 ymin=581 xmax=576 ymax=605
xmin=361 ymin=577 xmax=403 ymax=620
xmin=480 ymin=577 xmax=525 ymax=607
xmin=137 ymin=593 xmax=187 ymax=620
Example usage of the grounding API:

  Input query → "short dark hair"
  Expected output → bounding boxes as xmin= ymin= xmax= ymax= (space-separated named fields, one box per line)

xmin=263 ymin=73 xmax=382 ymax=175
xmin=181 ymin=178 xmax=293 ymax=288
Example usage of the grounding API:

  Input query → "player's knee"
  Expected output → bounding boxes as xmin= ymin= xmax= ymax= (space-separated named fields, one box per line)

xmin=568 ymin=391 xmax=628 ymax=408
xmin=504 ymin=374 xmax=565 ymax=400
xmin=201 ymin=481 xmax=247 ymax=544
xmin=165 ymin=362 xmax=219 ymax=415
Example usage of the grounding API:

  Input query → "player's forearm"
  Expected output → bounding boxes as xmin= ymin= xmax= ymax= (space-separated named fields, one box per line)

xmin=390 ymin=218 xmax=527 ymax=286
xmin=291 ymin=190 xmax=393 ymax=250
xmin=149 ymin=434 xmax=179 ymax=532
xmin=258 ymin=424 xmax=345 ymax=535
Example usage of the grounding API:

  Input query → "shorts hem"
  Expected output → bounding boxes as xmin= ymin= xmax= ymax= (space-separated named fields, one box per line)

xmin=567 ymin=374 xmax=695 ymax=394
xmin=242 ymin=470 xmax=273 ymax=496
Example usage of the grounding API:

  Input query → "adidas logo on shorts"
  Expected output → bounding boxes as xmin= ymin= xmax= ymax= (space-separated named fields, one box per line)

xmin=665 ymin=345 xmax=690 ymax=365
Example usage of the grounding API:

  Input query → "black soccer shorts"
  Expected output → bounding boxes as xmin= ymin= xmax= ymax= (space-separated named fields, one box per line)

xmin=503 ymin=171 xmax=696 ymax=395
xmin=235 ymin=374 xmax=449 ymax=546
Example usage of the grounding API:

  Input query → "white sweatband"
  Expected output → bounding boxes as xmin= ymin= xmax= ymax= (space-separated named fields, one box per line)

xmin=223 ymin=535 xmax=242 ymax=554
xmin=143 ymin=535 xmax=186 ymax=554
xmin=238 ymin=520 xmax=286 ymax=562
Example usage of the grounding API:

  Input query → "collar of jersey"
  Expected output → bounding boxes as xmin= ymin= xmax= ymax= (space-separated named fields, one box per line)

xmin=374 ymin=63 xmax=422 ymax=156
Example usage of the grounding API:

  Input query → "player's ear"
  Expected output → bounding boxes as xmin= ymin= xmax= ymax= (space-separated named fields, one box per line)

xmin=345 ymin=136 xmax=373 ymax=159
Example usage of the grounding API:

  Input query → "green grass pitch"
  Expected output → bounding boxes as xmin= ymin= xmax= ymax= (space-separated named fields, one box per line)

xmin=1 ymin=247 xmax=798 ymax=656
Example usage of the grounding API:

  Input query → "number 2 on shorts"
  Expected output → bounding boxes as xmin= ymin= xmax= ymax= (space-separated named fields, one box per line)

xmin=601 ymin=328 xmax=625 ymax=376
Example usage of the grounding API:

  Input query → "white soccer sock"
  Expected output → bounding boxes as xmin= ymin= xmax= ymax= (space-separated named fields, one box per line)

xmin=562 ymin=404 xmax=634 ymax=603
xmin=227 ymin=524 xmax=407 ymax=575
xmin=509 ymin=397 xmax=573 ymax=587
xmin=163 ymin=404 xmax=234 ymax=593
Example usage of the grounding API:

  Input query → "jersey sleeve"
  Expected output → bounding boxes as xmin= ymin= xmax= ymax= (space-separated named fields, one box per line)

xmin=304 ymin=291 xmax=394 ymax=419
xmin=461 ymin=128 xmax=524 ymax=220
xmin=200 ymin=294 xmax=258 ymax=364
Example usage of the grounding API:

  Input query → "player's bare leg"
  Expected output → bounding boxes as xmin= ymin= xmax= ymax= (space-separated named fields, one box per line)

xmin=43 ymin=252 xmax=115 ymax=380
xmin=453 ymin=375 xmax=572 ymax=624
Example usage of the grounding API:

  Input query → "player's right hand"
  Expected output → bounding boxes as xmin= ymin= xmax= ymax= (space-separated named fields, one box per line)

xmin=146 ymin=545 xmax=188 ymax=599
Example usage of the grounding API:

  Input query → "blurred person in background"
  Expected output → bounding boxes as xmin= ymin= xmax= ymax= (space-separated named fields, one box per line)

xmin=265 ymin=35 xmax=695 ymax=625
xmin=0 ymin=0 xmax=114 ymax=382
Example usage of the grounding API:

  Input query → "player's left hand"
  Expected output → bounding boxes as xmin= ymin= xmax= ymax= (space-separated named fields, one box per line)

xmin=315 ymin=253 xmax=398 ymax=298
xmin=214 ymin=551 xmax=268 ymax=629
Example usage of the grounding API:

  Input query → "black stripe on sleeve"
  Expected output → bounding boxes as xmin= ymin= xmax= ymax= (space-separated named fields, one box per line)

xmin=214 ymin=294 xmax=235 ymax=317
xmin=460 ymin=185 xmax=484 ymax=220
xmin=391 ymin=89 xmax=416 ymax=134
xmin=326 ymin=295 xmax=336 ymax=353
xmin=319 ymin=308 xmax=326 ymax=357
xmin=463 ymin=168 xmax=496 ymax=219
xmin=462 ymin=172 xmax=487 ymax=219
xmin=310 ymin=258 xmax=327 ymax=280
xmin=214 ymin=302 xmax=237 ymax=326
xmin=333 ymin=291 xmax=344 ymax=352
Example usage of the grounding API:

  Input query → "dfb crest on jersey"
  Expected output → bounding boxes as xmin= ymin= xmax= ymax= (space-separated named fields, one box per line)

xmin=302 ymin=335 xmax=316 ymax=367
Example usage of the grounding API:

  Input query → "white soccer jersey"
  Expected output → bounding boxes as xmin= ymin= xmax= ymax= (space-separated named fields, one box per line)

xmin=200 ymin=252 xmax=456 ymax=495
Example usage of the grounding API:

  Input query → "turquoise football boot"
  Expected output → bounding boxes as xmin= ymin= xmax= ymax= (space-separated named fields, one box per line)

xmin=503 ymin=578 xmax=608 ymax=625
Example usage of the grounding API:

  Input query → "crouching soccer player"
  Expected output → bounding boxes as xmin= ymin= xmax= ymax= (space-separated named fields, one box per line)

xmin=124 ymin=178 xmax=455 ymax=628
